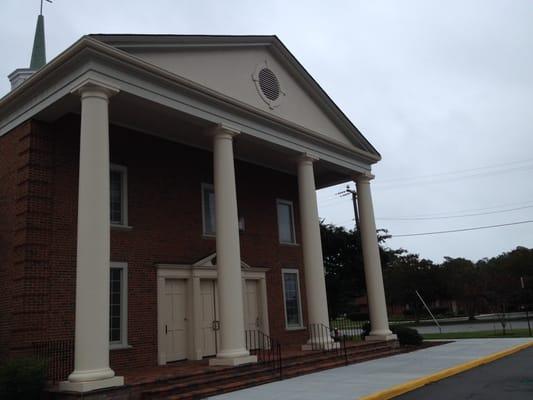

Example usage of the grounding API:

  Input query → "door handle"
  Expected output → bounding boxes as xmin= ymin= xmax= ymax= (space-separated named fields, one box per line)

xmin=165 ymin=325 xmax=168 ymax=334
xmin=212 ymin=320 xmax=220 ymax=331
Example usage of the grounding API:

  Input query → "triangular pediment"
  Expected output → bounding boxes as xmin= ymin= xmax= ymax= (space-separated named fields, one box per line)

xmin=90 ymin=35 xmax=380 ymax=158
xmin=192 ymin=253 xmax=252 ymax=270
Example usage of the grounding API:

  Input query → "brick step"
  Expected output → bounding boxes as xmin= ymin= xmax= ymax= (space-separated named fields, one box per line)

xmin=141 ymin=364 xmax=276 ymax=399
xmin=165 ymin=374 xmax=279 ymax=400
xmin=164 ymin=348 xmax=401 ymax=400
xmin=142 ymin=343 xmax=394 ymax=397
xmin=142 ymin=345 xmax=399 ymax=399
xmin=277 ymin=340 xmax=393 ymax=363
xmin=279 ymin=343 xmax=394 ymax=368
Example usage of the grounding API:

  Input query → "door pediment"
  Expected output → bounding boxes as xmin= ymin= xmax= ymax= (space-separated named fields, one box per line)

xmin=192 ymin=252 xmax=252 ymax=270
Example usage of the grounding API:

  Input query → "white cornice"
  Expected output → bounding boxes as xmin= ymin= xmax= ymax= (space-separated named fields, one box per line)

xmin=0 ymin=35 xmax=379 ymax=172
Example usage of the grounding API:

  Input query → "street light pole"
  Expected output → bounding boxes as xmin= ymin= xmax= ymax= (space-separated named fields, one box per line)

xmin=520 ymin=277 xmax=532 ymax=337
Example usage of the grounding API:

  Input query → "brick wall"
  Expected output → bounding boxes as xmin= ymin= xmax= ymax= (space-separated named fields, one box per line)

xmin=0 ymin=121 xmax=55 ymax=357
xmin=2 ymin=114 xmax=310 ymax=370
xmin=0 ymin=123 xmax=23 ymax=359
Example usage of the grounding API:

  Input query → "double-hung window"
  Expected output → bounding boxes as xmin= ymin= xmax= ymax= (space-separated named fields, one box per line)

xmin=282 ymin=269 xmax=303 ymax=329
xmin=202 ymin=183 xmax=216 ymax=236
xmin=110 ymin=262 xmax=128 ymax=348
xmin=276 ymin=199 xmax=296 ymax=244
xmin=110 ymin=165 xmax=128 ymax=226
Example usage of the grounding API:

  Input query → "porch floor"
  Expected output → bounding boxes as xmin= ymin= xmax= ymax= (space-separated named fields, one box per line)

xmin=116 ymin=341 xmax=369 ymax=386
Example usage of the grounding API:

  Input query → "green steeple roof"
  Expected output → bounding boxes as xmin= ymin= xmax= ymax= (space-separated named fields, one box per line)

xmin=30 ymin=14 xmax=46 ymax=70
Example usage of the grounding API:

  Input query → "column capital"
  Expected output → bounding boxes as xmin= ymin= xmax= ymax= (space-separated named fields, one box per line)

xmin=207 ymin=123 xmax=241 ymax=139
xmin=354 ymin=172 xmax=375 ymax=184
xmin=70 ymin=78 xmax=120 ymax=99
xmin=298 ymin=152 xmax=320 ymax=164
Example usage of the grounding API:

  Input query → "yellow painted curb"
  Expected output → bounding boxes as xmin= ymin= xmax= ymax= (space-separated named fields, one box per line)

xmin=358 ymin=341 xmax=533 ymax=400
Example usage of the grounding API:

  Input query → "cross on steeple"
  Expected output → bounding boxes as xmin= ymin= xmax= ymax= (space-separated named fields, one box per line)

xmin=40 ymin=0 xmax=53 ymax=16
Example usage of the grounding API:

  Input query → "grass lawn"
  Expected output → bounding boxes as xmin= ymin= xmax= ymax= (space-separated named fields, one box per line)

xmin=423 ymin=328 xmax=532 ymax=340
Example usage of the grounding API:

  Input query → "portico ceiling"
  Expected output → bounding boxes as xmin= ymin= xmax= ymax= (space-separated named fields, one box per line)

xmin=35 ymin=89 xmax=355 ymax=188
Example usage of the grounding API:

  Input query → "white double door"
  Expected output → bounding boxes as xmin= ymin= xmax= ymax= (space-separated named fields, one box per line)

xmin=199 ymin=279 xmax=261 ymax=357
xmin=163 ymin=278 xmax=262 ymax=361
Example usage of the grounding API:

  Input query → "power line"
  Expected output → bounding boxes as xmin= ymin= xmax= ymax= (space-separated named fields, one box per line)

xmin=320 ymin=197 xmax=533 ymax=215
xmin=374 ymin=164 xmax=533 ymax=190
xmin=319 ymin=196 xmax=351 ymax=208
xmin=375 ymin=157 xmax=533 ymax=184
xmin=388 ymin=199 xmax=533 ymax=217
xmin=391 ymin=220 xmax=533 ymax=238
xmin=377 ymin=205 xmax=533 ymax=221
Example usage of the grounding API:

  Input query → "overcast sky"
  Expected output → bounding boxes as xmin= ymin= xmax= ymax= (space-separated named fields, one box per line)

xmin=2 ymin=0 xmax=532 ymax=262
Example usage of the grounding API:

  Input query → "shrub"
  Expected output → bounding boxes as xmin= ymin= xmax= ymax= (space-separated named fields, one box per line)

xmin=390 ymin=326 xmax=423 ymax=346
xmin=361 ymin=323 xmax=423 ymax=346
xmin=0 ymin=357 xmax=47 ymax=400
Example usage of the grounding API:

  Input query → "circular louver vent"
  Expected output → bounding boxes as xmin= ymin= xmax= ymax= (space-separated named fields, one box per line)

xmin=258 ymin=68 xmax=280 ymax=101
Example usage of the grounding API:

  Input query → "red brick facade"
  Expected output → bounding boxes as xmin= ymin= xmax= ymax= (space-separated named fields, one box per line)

xmin=0 ymin=115 xmax=309 ymax=370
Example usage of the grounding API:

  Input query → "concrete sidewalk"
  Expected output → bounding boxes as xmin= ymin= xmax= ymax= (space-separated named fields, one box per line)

xmin=209 ymin=338 xmax=533 ymax=400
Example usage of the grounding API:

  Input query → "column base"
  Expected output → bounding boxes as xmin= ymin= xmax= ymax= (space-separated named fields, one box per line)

xmin=58 ymin=376 xmax=124 ymax=393
xmin=365 ymin=333 xmax=398 ymax=342
xmin=209 ymin=355 xmax=257 ymax=366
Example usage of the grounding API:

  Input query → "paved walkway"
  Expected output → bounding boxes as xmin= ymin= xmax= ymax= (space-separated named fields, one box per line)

xmin=209 ymin=338 xmax=533 ymax=400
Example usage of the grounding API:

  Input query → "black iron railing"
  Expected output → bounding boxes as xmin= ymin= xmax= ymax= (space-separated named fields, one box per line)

xmin=245 ymin=330 xmax=282 ymax=379
xmin=330 ymin=318 xmax=367 ymax=342
xmin=308 ymin=320 xmax=368 ymax=365
xmin=32 ymin=339 xmax=74 ymax=382
xmin=308 ymin=323 xmax=348 ymax=364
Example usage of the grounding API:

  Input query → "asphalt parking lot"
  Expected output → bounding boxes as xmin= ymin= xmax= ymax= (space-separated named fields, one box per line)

xmin=397 ymin=346 xmax=533 ymax=400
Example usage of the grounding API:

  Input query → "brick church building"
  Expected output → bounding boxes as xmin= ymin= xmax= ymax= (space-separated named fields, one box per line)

xmin=0 ymin=14 xmax=395 ymax=396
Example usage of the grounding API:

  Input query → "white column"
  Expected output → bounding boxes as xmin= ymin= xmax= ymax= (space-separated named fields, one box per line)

xmin=298 ymin=154 xmax=334 ymax=349
xmin=60 ymin=81 xmax=123 ymax=392
xmin=356 ymin=174 xmax=396 ymax=341
xmin=209 ymin=125 xmax=257 ymax=366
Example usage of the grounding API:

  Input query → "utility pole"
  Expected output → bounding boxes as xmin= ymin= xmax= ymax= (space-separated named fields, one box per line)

xmin=336 ymin=185 xmax=359 ymax=232
xmin=346 ymin=185 xmax=360 ymax=233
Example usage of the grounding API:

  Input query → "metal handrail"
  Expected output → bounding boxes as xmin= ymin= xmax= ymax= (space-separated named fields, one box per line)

xmin=330 ymin=318 xmax=367 ymax=343
xmin=308 ymin=322 xmax=346 ymax=364
xmin=32 ymin=339 xmax=74 ymax=382
xmin=245 ymin=329 xmax=282 ymax=379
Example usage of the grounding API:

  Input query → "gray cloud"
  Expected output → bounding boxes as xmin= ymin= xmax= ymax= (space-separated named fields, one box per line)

xmin=2 ymin=0 xmax=532 ymax=262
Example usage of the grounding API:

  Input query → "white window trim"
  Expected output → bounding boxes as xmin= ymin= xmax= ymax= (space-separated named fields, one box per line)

xmin=281 ymin=268 xmax=304 ymax=330
xmin=201 ymin=183 xmax=215 ymax=237
xmin=110 ymin=261 xmax=130 ymax=350
xmin=276 ymin=199 xmax=297 ymax=245
xmin=110 ymin=164 xmax=130 ymax=229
